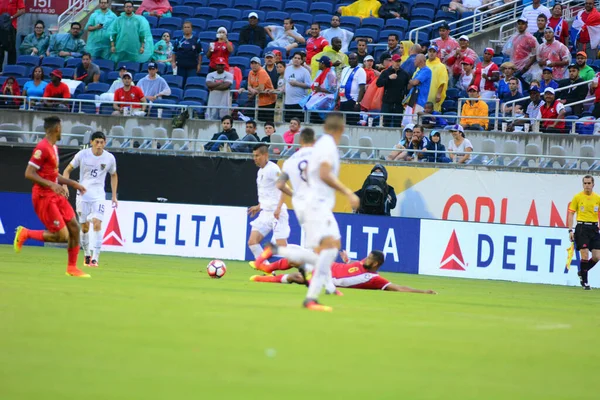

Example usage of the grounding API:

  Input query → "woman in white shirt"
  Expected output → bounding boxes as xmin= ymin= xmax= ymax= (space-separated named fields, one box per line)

xmin=447 ymin=124 xmax=473 ymax=163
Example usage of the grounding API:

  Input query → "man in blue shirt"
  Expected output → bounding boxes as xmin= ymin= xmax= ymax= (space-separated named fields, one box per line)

xmin=402 ymin=54 xmax=431 ymax=126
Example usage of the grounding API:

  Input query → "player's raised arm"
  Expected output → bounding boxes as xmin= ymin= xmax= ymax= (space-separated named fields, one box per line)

xmin=385 ymin=283 xmax=437 ymax=294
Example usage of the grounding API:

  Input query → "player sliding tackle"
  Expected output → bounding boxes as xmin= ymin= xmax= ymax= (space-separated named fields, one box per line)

xmin=63 ymin=131 xmax=118 ymax=268
xmin=252 ymin=250 xmax=437 ymax=294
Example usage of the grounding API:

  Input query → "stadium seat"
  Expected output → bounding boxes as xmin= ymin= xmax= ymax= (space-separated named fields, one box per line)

xmin=164 ymin=74 xmax=184 ymax=89
xmin=442 ymin=99 xmax=457 ymax=112
xmin=194 ymin=7 xmax=218 ymax=19
xmin=107 ymin=125 xmax=125 ymax=148
xmin=285 ymin=1 xmax=309 ymax=13
xmin=185 ymin=18 xmax=207 ymax=31
xmin=16 ymin=55 xmax=40 ymax=69
xmin=144 ymin=15 xmax=158 ymax=28
xmin=310 ymin=2 xmax=334 ymax=14
xmin=354 ymin=28 xmax=379 ymax=42
xmin=65 ymin=58 xmax=82 ymax=68
xmin=207 ymin=20 xmax=232 ymax=32
xmin=435 ymin=10 xmax=458 ymax=22
xmin=2 ymin=65 xmax=28 ymax=77
xmin=150 ymin=99 xmax=177 ymax=119
xmin=232 ymin=21 xmax=248 ymax=33
xmin=133 ymin=72 xmax=146 ymax=82
xmin=234 ymin=0 xmax=257 ymax=10
xmin=198 ymin=32 xmax=217 ymax=42
xmin=169 ymin=128 xmax=191 ymax=151
xmin=165 ymin=87 xmax=184 ymax=101
xmin=269 ymin=133 xmax=286 ymax=155
xmin=351 ymin=136 xmax=375 ymax=159
xmin=579 ymin=145 xmax=598 ymax=170
xmin=59 ymin=68 xmax=75 ymax=79
xmin=361 ymin=18 xmax=384 ymax=30
xmin=183 ymin=88 xmax=208 ymax=102
xmin=541 ymin=145 xmax=568 ymax=169
xmin=85 ymin=82 xmax=110 ymax=94
xmin=208 ymin=0 xmax=232 ymax=10
xmin=340 ymin=16 xmax=361 ymax=30
xmin=172 ymin=6 xmax=194 ymax=19
xmin=385 ymin=18 xmax=408 ymax=31
xmin=241 ymin=10 xmax=266 ymax=20
xmin=151 ymin=28 xmax=166 ymax=41
xmin=158 ymin=17 xmax=183 ymax=31
xmin=236 ymin=45 xmax=262 ymax=58
xmin=266 ymin=11 xmax=289 ymax=24
xmin=412 ymin=2 xmax=437 ymax=11
xmin=264 ymin=46 xmax=287 ymax=57
xmin=117 ymin=61 xmax=141 ymax=73
xmin=408 ymin=19 xmax=432 ymax=32
xmin=291 ymin=12 xmax=313 ymax=26
xmin=411 ymin=8 xmax=434 ymax=21
xmin=106 ymin=71 xmax=121 ymax=82
xmin=178 ymin=100 xmax=204 ymax=117
xmin=182 ymin=0 xmax=206 ymax=7
xmin=313 ymin=15 xmax=333 ymax=29
xmin=259 ymin=1 xmax=283 ymax=13
xmin=446 ymin=88 xmax=459 ymax=101
xmin=16 ymin=77 xmax=29 ymax=87
xmin=228 ymin=56 xmax=250 ymax=71
xmin=74 ymin=94 xmax=97 ymax=114
xmin=184 ymin=76 xmax=206 ymax=89
xmin=41 ymin=56 xmax=65 ymax=69
xmin=218 ymin=8 xmax=242 ymax=22
xmin=492 ymin=56 xmax=503 ymax=66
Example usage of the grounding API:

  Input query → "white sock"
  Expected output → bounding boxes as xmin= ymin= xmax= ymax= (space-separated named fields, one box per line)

xmin=93 ymin=230 xmax=102 ymax=262
xmin=81 ymin=231 xmax=90 ymax=257
xmin=278 ymin=245 xmax=319 ymax=266
xmin=306 ymin=248 xmax=337 ymax=301
xmin=304 ymin=262 xmax=315 ymax=274
xmin=281 ymin=274 xmax=291 ymax=284
xmin=249 ymin=244 xmax=264 ymax=259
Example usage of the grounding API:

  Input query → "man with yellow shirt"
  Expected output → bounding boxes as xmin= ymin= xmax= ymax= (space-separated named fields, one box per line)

xmin=567 ymin=175 xmax=600 ymax=290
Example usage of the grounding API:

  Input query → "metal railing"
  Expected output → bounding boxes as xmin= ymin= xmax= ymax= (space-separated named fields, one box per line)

xmin=57 ymin=0 xmax=97 ymax=32
xmin=457 ymin=97 xmax=501 ymax=131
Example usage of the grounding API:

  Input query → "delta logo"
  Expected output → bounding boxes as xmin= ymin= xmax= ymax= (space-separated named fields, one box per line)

xmin=440 ymin=230 xmax=467 ymax=271
xmin=103 ymin=209 xmax=124 ymax=246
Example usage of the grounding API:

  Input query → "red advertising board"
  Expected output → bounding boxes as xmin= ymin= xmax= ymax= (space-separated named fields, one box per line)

xmin=27 ymin=0 xmax=72 ymax=15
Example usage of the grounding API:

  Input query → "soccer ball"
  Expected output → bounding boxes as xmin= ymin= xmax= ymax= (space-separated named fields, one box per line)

xmin=207 ymin=260 xmax=227 ymax=278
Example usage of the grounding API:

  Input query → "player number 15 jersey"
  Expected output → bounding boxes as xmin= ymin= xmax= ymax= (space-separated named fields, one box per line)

xmin=70 ymin=148 xmax=117 ymax=202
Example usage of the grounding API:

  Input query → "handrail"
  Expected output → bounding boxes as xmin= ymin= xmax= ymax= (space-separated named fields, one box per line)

xmin=57 ymin=0 xmax=96 ymax=32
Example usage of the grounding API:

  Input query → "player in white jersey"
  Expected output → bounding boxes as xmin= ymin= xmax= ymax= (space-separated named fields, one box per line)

xmin=247 ymin=143 xmax=290 ymax=261
xmin=63 ymin=132 xmax=118 ymax=267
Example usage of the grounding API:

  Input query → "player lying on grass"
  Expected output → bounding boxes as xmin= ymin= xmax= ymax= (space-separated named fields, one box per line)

xmin=251 ymin=250 xmax=437 ymax=294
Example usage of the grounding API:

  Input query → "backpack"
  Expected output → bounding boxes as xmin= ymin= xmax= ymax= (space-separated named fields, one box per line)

xmin=359 ymin=174 xmax=388 ymax=215
xmin=172 ymin=109 xmax=189 ymax=129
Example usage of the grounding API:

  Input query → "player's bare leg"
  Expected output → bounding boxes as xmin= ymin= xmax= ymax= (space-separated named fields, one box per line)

xmin=248 ymin=230 xmax=266 ymax=262
xmin=65 ymin=218 xmax=89 ymax=278
xmin=90 ymin=218 xmax=102 ymax=267
xmin=80 ymin=221 xmax=91 ymax=266
xmin=14 ymin=225 xmax=70 ymax=252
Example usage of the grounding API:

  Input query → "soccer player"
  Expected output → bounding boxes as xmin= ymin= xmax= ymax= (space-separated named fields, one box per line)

xmin=13 ymin=116 xmax=89 ymax=278
xmin=62 ymin=131 xmax=118 ymax=267
xmin=247 ymin=143 xmax=290 ymax=261
xmin=566 ymin=175 xmax=600 ymax=290
xmin=251 ymin=250 xmax=437 ymax=294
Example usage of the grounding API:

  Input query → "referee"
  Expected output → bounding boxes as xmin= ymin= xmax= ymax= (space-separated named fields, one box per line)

xmin=567 ymin=175 xmax=600 ymax=290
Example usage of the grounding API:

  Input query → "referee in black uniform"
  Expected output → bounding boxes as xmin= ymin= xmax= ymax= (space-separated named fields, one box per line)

xmin=566 ymin=175 xmax=600 ymax=290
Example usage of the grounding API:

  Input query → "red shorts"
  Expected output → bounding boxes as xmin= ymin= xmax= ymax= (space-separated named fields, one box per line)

xmin=32 ymin=192 xmax=76 ymax=232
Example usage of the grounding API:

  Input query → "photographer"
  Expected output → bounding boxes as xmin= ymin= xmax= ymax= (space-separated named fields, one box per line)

xmin=355 ymin=164 xmax=397 ymax=216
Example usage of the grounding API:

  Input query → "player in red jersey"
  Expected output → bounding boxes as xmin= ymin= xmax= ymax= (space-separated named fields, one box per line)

xmin=251 ymin=250 xmax=436 ymax=294
xmin=13 ymin=116 xmax=90 ymax=278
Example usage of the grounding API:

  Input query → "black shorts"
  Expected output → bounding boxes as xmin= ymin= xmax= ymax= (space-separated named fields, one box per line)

xmin=574 ymin=223 xmax=600 ymax=251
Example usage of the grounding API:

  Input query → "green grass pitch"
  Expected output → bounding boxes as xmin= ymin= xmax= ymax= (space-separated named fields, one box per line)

xmin=1 ymin=245 xmax=599 ymax=399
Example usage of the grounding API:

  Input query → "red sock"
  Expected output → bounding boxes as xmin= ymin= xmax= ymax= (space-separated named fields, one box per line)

xmin=67 ymin=246 xmax=79 ymax=269
xmin=264 ymin=258 xmax=291 ymax=273
xmin=255 ymin=275 xmax=286 ymax=283
xmin=27 ymin=230 xmax=45 ymax=242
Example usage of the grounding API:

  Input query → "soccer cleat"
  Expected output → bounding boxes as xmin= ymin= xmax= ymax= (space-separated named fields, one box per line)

xmin=326 ymin=289 xmax=344 ymax=296
xmin=584 ymin=285 xmax=592 ymax=291
xmin=89 ymin=260 xmax=99 ymax=268
xmin=249 ymin=261 xmax=276 ymax=276
xmin=66 ymin=268 xmax=91 ymax=278
xmin=13 ymin=226 xmax=28 ymax=253
xmin=303 ymin=299 xmax=332 ymax=312
xmin=298 ymin=266 xmax=312 ymax=286
xmin=84 ymin=255 xmax=91 ymax=267
xmin=254 ymin=244 xmax=277 ymax=271
xmin=249 ymin=275 xmax=260 ymax=281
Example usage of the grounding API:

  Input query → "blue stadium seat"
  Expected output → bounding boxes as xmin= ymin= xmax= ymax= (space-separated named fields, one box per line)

xmin=106 ymin=71 xmax=121 ymax=82
xmin=164 ymin=74 xmax=184 ymax=89
xmin=413 ymin=31 xmax=429 ymax=45
xmin=233 ymin=0 xmax=257 ymax=10
xmin=16 ymin=55 xmax=40 ymax=69
xmin=236 ymin=44 xmax=262 ymax=57
xmin=290 ymin=13 xmax=313 ymax=26
xmin=228 ymin=56 xmax=250 ymax=70
xmin=194 ymin=7 xmax=218 ymax=19
xmin=185 ymin=18 xmax=207 ymax=31
xmin=117 ymin=61 xmax=141 ymax=73
xmin=411 ymin=8 xmax=434 ymax=21
xmin=65 ymin=58 xmax=82 ymax=68
xmin=198 ymin=32 xmax=216 ymax=42
xmin=151 ymin=28 xmax=167 ymax=41
xmin=442 ymin=99 xmax=457 ymax=112
xmin=158 ymin=17 xmax=183 ymax=31
xmin=150 ymin=98 xmax=177 ymax=118
xmin=310 ymin=2 xmax=334 ymax=14
xmin=74 ymin=94 xmax=97 ymax=114
xmin=289 ymin=47 xmax=307 ymax=58
xmin=178 ymin=100 xmax=204 ymax=115
xmin=166 ymin=87 xmax=184 ymax=101
xmin=85 ymin=82 xmax=110 ymax=94
xmin=379 ymin=30 xmax=403 ymax=42
xmin=183 ymin=88 xmax=208 ymax=102
xmin=313 ymin=15 xmax=333 ymax=29
xmin=259 ymin=1 xmax=282 ymax=13
xmin=184 ymin=76 xmax=206 ymax=89
xmin=492 ymin=56 xmax=503 ymax=65
xmin=232 ymin=21 xmax=248 ymax=33
xmin=218 ymin=8 xmax=242 ymax=22
xmin=263 ymin=46 xmax=286 ymax=57
xmin=59 ymin=68 xmax=75 ymax=79
xmin=144 ymin=15 xmax=158 ymax=28
xmin=41 ymin=56 xmax=65 ymax=69
xmin=340 ymin=16 xmax=361 ymax=30
xmin=2 ymin=65 xmax=28 ymax=77
xmin=361 ymin=18 xmax=384 ymax=30
xmin=446 ymin=88 xmax=459 ymax=101
xmin=285 ymin=1 xmax=308 ymax=13
xmin=408 ymin=19 xmax=431 ymax=32
xmin=355 ymin=28 xmax=379 ymax=42
xmin=435 ymin=10 xmax=458 ymax=22
xmin=412 ymin=2 xmax=436 ymax=11
xmin=172 ymin=6 xmax=194 ymax=19
xmin=207 ymin=20 xmax=231 ymax=32
xmin=242 ymin=10 xmax=266 ymax=20
xmin=266 ymin=11 xmax=289 ymax=24
xmin=182 ymin=0 xmax=206 ymax=7
xmin=384 ymin=18 xmax=408 ymax=31
xmin=16 ymin=77 xmax=29 ymax=87
xmin=41 ymin=66 xmax=55 ymax=77
xmin=133 ymin=72 xmax=147 ymax=82
xmin=208 ymin=0 xmax=232 ymax=10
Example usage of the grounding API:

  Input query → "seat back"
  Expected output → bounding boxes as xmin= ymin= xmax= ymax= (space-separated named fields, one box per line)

xmin=269 ymin=133 xmax=285 ymax=155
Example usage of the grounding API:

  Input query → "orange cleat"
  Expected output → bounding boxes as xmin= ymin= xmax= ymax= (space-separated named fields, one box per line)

xmin=303 ymin=299 xmax=332 ymax=312
xmin=13 ymin=226 xmax=28 ymax=253
xmin=254 ymin=244 xmax=275 ymax=271
xmin=66 ymin=268 xmax=91 ymax=278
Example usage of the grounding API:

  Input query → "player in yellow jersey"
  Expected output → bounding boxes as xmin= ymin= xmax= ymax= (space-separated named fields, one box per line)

xmin=566 ymin=175 xmax=600 ymax=290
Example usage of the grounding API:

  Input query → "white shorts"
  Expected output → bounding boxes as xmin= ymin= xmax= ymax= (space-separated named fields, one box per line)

xmin=78 ymin=200 xmax=106 ymax=224
xmin=250 ymin=208 xmax=290 ymax=240
xmin=304 ymin=209 xmax=341 ymax=249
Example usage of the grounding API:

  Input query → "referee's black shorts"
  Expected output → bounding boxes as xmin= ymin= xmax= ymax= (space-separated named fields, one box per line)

xmin=574 ymin=222 xmax=600 ymax=251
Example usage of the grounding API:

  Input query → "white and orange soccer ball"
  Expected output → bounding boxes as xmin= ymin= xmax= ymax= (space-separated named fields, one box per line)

xmin=207 ymin=260 xmax=227 ymax=278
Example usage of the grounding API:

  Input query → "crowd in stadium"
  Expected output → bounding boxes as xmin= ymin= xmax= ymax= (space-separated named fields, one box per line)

xmin=1 ymin=0 xmax=600 ymax=136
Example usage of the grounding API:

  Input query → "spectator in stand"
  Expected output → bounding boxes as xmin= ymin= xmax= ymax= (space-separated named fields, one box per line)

xmin=231 ymin=120 xmax=260 ymax=153
xmin=456 ymin=56 xmax=475 ymax=91
xmin=403 ymin=54 xmax=431 ymax=126
xmin=136 ymin=0 xmax=172 ymax=18
xmin=265 ymin=18 xmax=305 ymax=52
xmin=40 ymin=70 xmax=71 ymax=111
xmin=503 ymin=18 xmax=538 ymax=80
xmin=0 ymin=0 xmax=24 ymax=71
xmin=153 ymin=32 xmax=173 ymax=66
xmin=337 ymin=0 xmax=381 ymax=19
xmin=19 ymin=20 xmax=50 ymax=57
xmin=356 ymin=38 xmax=369 ymax=64
xmin=283 ymin=52 xmax=311 ymax=122
xmin=501 ymin=77 xmax=524 ymax=115
xmin=246 ymin=56 xmax=276 ymax=121
xmin=283 ymin=118 xmax=301 ymax=147
xmin=321 ymin=16 xmax=354 ymax=54
xmin=540 ymin=67 xmax=559 ymax=92
xmin=401 ymin=43 xmax=421 ymax=78
xmin=22 ymin=67 xmax=48 ymax=106
xmin=446 ymin=35 xmax=478 ymax=86
xmin=95 ymin=65 xmax=135 ymax=105
xmin=378 ymin=0 xmax=408 ymax=20
xmin=275 ymin=61 xmax=286 ymax=122
xmin=431 ymin=23 xmax=459 ymax=74
xmin=172 ymin=21 xmax=203 ymax=85
xmin=207 ymin=27 xmax=233 ymax=73
xmin=272 ymin=49 xmax=283 ymax=63
xmin=109 ymin=1 xmax=154 ymax=63
xmin=205 ymin=115 xmax=239 ymax=152
xmin=0 ymin=76 xmax=21 ymax=109
xmin=472 ymin=48 xmax=499 ymax=99
xmin=573 ymin=1 xmax=596 ymax=59
xmin=537 ymin=27 xmax=570 ymax=81
xmin=419 ymin=101 xmax=448 ymax=128
xmin=112 ymin=71 xmax=147 ymax=116
xmin=533 ymin=13 xmax=547 ymax=44
xmin=300 ymin=56 xmax=338 ymax=121
xmin=386 ymin=124 xmax=414 ymax=161
xmin=558 ymin=64 xmax=587 ymax=116
xmin=377 ymin=33 xmax=402 ymax=66
xmin=498 ymin=62 xmax=523 ymax=98
xmin=137 ymin=62 xmax=171 ymax=103
xmin=74 ymin=53 xmax=101 ymax=86
xmin=47 ymin=22 xmax=85 ymax=60
xmin=239 ymin=12 xmax=267 ymax=49
xmin=548 ymin=4 xmax=570 ymax=46
xmin=310 ymin=37 xmax=348 ymax=79
xmin=521 ymin=0 xmax=550 ymax=34
xmin=306 ymin=23 xmax=329 ymax=65
xmin=590 ymin=73 xmax=600 ymax=118
xmin=424 ymin=130 xmax=451 ymax=163
xmin=538 ymin=87 xmax=566 ymax=133
xmin=449 ymin=0 xmax=482 ymax=14
xmin=407 ymin=124 xmax=429 ymax=161
xmin=426 ymin=45 xmax=448 ymax=112
xmin=363 ymin=55 xmax=380 ymax=85
xmin=339 ymin=53 xmax=367 ymax=125
xmin=576 ymin=51 xmax=596 ymax=81
xmin=262 ymin=122 xmax=275 ymax=143
xmin=263 ymin=52 xmax=278 ymax=88
xmin=85 ymin=0 xmax=117 ymax=60
xmin=376 ymin=53 xmax=409 ymax=128
xmin=205 ymin=57 xmax=233 ymax=120
xmin=460 ymin=85 xmax=489 ymax=130
xmin=508 ymin=85 xmax=544 ymax=131
xmin=447 ymin=124 xmax=473 ymax=164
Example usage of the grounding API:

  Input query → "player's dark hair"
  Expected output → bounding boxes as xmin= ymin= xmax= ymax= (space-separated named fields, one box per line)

xmin=357 ymin=38 xmax=367 ymax=45
xmin=276 ymin=61 xmax=286 ymax=68
xmin=284 ymin=18 xmax=294 ymax=26
xmin=299 ymin=128 xmax=315 ymax=144
xmin=221 ymin=115 xmax=233 ymax=124
xmin=370 ymin=250 xmax=385 ymax=267
xmin=253 ymin=143 xmax=269 ymax=153
xmin=246 ymin=120 xmax=257 ymax=128
xmin=388 ymin=33 xmax=399 ymax=41
xmin=537 ymin=13 xmax=548 ymax=21
xmin=44 ymin=116 xmax=61 ymax=133
xmin=583 ymin=175 xmax=594 ymax=184
xmin=91 ymin=131 xmax=106 ymax=141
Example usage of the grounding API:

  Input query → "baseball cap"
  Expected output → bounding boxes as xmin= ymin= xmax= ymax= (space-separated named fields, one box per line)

xmin=448 ymin=124 xmax=464 ymax=133
xmin=542 ymin=66 xmax=553 ymax=73
xmin=438 ymin=22 xmax=450 ymax=30
xmin=147 ymin=62 xmax=157 ymax=69
xmin=272 ymin=50 xmax=282 ymax=56
xmin=529 ymin=86 xmax=540 ymax=93
xmin=317 ymin=55 xmax=331 ymax=67
xmin=122 ymin=71 xmax=133 ymax=79
xmin=391 ymin=54 xmax=402 ymax=61
xmin=50 ymin=69 xmax=63 ymax=79
xmin=215 ymin=57 xmax=226 ymax=65
xmin=265 ymin=51 xmax=275 ymax=58
xmin=517 ymin=16 xmax=528 ymax=23
xmin=576 ymin=51 xmax=588 ymax=58
xmin=467 ymin=85 xmax=479 ymax=92
xmin=248 ymin=11 xmax=259 ymax=19
xmin=458 ymin=35 xmax=469 ymax=41
xmin=119 ymin=65 xmax=128 ymax=71
xmin=428 ymin=44 xmax=439 ymax=52
xmin=363 ymin=55 xmax=374 ymax=61
xmin=543 ymin=87 xmax=555 ymax=95
xmin=430 ymin=130 xmax=441 ymax=137
xmin=250 ymin=56 xmax=261 ymax=64
xmin=568 ymin=63 xmax=580 ymax=70
xmin=484 ymin=47 xmax=495 ymax=56
xmin=461 ymin=57 xmax=474 ymax=65
xmin=544 ymin=27 xmax=555 ymax=33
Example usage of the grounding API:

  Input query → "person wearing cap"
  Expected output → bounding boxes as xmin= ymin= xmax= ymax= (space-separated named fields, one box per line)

xmin=310 ymin=37 xmax=349 ymax=79
xmin=172 ymin=21 xmax=203 ymax=85
xmin=300 ymin=55 xmax=338 ymax=121
xmin=533 ymin=13 xmax=548 ymax=44
xmin=245 ymin=56 xmax=277 ymax=121
xmin=84 ymin=0 xmax=117 ymax=60
xmin=339 ymin=53 xmax=367 ymax=125
xmin=337 ymin=0 xmax=381 ymax=19
xmin=456 ymin=56 xmax=475 ymax=92
xmin=74 ymin=52 xmax=101 ymax=86
xmin=402 ymin=53 xmax=431 ymax=126
xmin=431 ymin=22 xmax=459 ymax=69
xmin=306 ymin=23 xmax=329 ymax=65
xmin=473 ymin=48 xmax=499 ymax=99
xmin=538 ymin=87 xmax=566 ymax=132
xmin=460 ymin=85 xmax=489 ymax=130
xmin=448 ymin=0 xmax=483 ymax=15
xmin=95 ymin=65 xmax=136 ymax=105
xmin=265 ymin=17 xmax=305 ymax=52
xmin=108 ymin=1 xmax=154 ymax=63
xmin=521 ymin=0 xmax=550 ymax=34
xmin=497 ymin=61 xmax=523 ymax=99
xmin=378 ymin=33 xmax=402 ymax=66
xmin=40 ymin=70 xmax=71 ymax=111
xmin=426 ymin=45 xmax=449 ymax=112
xmin=362 ymin=55 xmax=380 ymax=84
xmin=136 ymin=0 xmax=172 ymax=18
xmin=537 ymin=27 xmax=570 ymax=81
xmin=572 ymin=0 xmax=597 ymax=60
xmin=258 ymin=52 xmax=278 ymax=89
xmin=205 ymin=57 xmax=233 ymax=120
xmin=557 ymin=64 xmax=587 ymax=115
xmin=502 ymin=17 xmax=538 ymax=76
xmin=207 ymin=27 xmax=233 ymax=72
xmin=540 ymin=66 xmax=559 ymax=92
xmin=47 ymin=21 xmax=86 ymax=59
xmin=112 ymin=71 xmax=147 ymax=116
xmin=447 ymin=124 xmax=473 ymax=164
xmin=548 ymin=4 xmax=570 ymax=46
xmin=508 ymin=85 xmax=544 ymax=131
xmin=446 ymin=35 xmax=479 ymax=84
xmin=283 ymin=52 xmax=312 ymax=122
xmin=424 ymin=129 xmax=451 ymax=163
xmin=386 ymin=124 xmax=414 ymax=161
xmin=239 ymin=12 xmax=267 ymax=48
xmin=576 ymin=51 xmax=596 ymax=81
xmin=137 ymin=62 xmax=171 ymax=102
xmin=376 ymin=52 xmax=409 ymax=127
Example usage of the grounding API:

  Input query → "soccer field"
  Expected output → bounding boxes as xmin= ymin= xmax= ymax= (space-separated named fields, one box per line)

xmin=0 ymin=245 xmax=598 ymax=399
